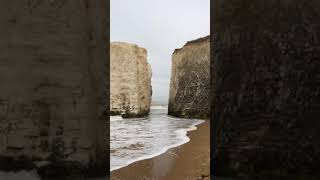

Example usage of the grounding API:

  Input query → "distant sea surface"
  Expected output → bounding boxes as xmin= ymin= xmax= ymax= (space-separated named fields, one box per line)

xmin=110 ymin=106 xmax=204 ymax=171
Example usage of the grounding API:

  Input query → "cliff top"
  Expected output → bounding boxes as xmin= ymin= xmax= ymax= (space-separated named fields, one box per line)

xmin=111 ymin=41 xmax=147 ymax=52
xmin=173 ymin=35 xmax=210 ymax=54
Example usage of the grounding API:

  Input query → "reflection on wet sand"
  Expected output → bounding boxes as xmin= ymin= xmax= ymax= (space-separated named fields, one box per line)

xmin=151 ymin=149 xmax=176 ymax=177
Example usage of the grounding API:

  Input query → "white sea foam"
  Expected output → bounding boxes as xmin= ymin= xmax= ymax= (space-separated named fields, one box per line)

xmin=110 ymin=106 xmax=205 ymax=171
xmin=110 ymin=115 xmax=123 ymax=122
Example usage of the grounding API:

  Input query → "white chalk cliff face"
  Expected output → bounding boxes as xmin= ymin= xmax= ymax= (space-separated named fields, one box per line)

xmin=110 ymin=42 xmax=152 ymax=117
xmin=168 ymin=36 xmax=210 ymax=119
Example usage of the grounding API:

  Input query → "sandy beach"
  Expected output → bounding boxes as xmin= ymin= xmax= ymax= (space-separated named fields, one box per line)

xmin=111 ymin=120 xmax=210 ymax=180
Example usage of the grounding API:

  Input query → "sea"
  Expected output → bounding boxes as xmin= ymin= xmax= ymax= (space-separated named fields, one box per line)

xmin=110 ymin=105 xmax=204 ymax=171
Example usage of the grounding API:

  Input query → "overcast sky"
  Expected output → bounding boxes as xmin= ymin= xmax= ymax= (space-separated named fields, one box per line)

xmin=111 ymin=0 xmax=210 ymax=105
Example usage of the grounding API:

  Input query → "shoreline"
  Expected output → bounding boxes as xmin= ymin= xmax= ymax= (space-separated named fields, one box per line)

xmin=110 ymin=119 xmax=203 ymax=172
xmin=111 ymin=120 xmax=210 ymax=180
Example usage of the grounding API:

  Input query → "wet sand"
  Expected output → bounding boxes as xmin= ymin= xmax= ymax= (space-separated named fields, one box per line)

xmin=111 ymin=120 xmax=210 ymax=180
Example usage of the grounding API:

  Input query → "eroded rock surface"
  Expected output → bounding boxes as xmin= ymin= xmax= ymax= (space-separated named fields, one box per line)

xmin=0 ymin=0 xmax=108 ymax=178
xmin=212 ymin=0 xmax=320 ymax=179
xmin=168 ymin=36 xmax=210 ymax=119
xmin=110 ymin=42 xmax=152 ymax=117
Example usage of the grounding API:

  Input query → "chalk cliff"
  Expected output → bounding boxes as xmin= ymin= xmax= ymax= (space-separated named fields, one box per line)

xmin=168 ymin=36 xmax=210 ymax=119
xmin=212 ymin=0 xmax=320 ymax=179
xmin=0 ymin=0 xmax=108 ymax=178
xmin=110 ymin=42 xmax=152 ymax=117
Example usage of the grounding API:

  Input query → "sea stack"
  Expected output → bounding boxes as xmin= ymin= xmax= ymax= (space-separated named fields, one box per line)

xmin=212 ymin=0 xmax=320 ymax=179
xmin=168 ymin=36 xmax=210 ymax=119
xmin=110 ymin=42 xmax=152 ymax=118
xmin=0 ymin=0 xmax=108 ymax=178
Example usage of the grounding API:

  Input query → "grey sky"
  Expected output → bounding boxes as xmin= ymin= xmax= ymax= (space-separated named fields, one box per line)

xmin=111 ymin=0 xmax=210 ymax=105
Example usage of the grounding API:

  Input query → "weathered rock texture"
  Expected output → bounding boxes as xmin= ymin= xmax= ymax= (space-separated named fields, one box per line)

xmin=110 ymin=42 xmax=152 ymax=117
xmin=212 ymin=0 xmax=320 ymax=179
xmin=168 ymin=36 xmax=210 ymax=119
xmin=0 ymin=0 xmax=108 ymax=178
